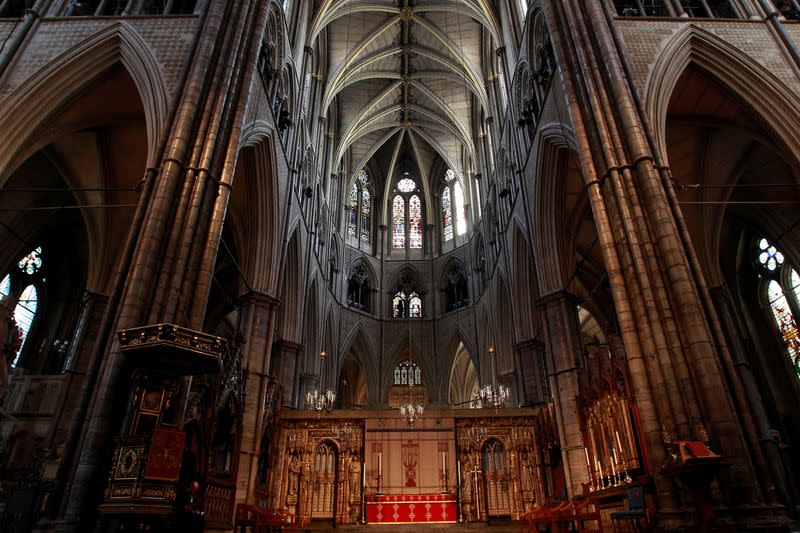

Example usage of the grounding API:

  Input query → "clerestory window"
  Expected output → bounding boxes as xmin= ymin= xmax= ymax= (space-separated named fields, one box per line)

xmin=441 ymin=169 xmax=467 ymax=243
xmin=1 ymin=246 xmax=45 ymax=368
xmin=347 ymin=170 xmax=372 ymax=245
xmin=391 ymin=173 xmax=423 ymax=251
xmin=757 ymin=238 xmax=800 ymax=378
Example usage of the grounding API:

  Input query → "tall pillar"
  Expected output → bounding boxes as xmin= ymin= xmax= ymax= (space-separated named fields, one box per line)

xmin=710 ymin=284 xmax=791 ymax=506
xmin=538 ymin=291 xmax=589 ymax=497
xmin=234 ymin=291 xmax=280 ymax=507
xmin=514 ymin=339 xmax=549 ymax=405
xmin=271 ymin=340 xmax=304 ymax=408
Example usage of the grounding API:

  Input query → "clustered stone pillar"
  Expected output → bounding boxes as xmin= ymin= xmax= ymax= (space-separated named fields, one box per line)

xmin=539 ymin=291 xmax=589 ymax=497
xmin=56 ymin=0 xmax=272 ymax=529
xmin=234 ymin=291 xmax=280 ymax=507
xmin=272 ymin=340 xmax=303 ymax=408
xmin=542 ymin=0 xmax=782 ymax=526
xmin=513 ymin=339 xmax=549 ymax=405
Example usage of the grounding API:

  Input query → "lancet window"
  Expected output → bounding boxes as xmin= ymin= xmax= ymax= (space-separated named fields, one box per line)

xmin=391 ymin=173 xmax=424 ymax=251
xmin=347 ymin=262 xmax=372 ymax=313
xmin=347 ymin=170 xmax=372 ymax=244
xmin=441 ymin=169 xmax=467 ymax=242
xmin=757 ymin=238 xmax=800 ymax=377
xmin=393 ymin=291 xmax=422 ymax=318
xmin=1 ymin=246 xmax=45 ymax=368
xmin=394 ymin=360 xmax=422 ymax=385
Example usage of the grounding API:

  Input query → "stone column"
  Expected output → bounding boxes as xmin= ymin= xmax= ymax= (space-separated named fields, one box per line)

xmin=710 ymin=284 xmax=790 ymax=505
xmin=514 ymin=338 xmax=549 ymax=405
xmin=234 ymin=290 xmax=280 ymax=507
xmin=271 ymin=339 xmax=303 ymax=408
xmin=538 ymin=290 xmax=589 ymax=497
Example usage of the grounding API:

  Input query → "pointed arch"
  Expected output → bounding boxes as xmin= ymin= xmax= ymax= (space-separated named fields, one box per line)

xmin=529 ymin=130 xmax=579 ymax=294
xmin=231 ymin=132 xmax=281 ymax=293
xmin=512 ymin=221 xmax=540 ymax=339
xmin=0 ymin=22 xmax=169 ymax=180
xmin=645 ymin=25 xmax=800 ymax=167
xmin=496 ymin=275 xmax=515 ymax=376
xmin=339 ymin=323 xmax=380 ymax=406
xmin=278 ymin=229 xmax=303 ymax=342
xmin=383 ymin=329 xmax=432 ymax=404
xmin=440 ymin=323 xmax=479 ymax=403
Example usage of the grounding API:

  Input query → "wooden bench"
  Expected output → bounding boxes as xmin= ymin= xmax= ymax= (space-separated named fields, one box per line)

xmin=234 ymin=504 xmax=296 ymax=533
xmin=523 ymin=497 xmax=600 ymax=533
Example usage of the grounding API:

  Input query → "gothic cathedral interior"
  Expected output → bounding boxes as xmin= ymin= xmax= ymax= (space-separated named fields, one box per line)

xmin=1 ymin=0 xmax=800 ymax=532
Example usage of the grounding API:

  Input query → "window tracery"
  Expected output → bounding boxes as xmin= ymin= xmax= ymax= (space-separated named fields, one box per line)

xmin=347 ymin=169 xmax=372 ymax=245
xmin=2 ymin=246 xmax=45 ymax=369
xmin=391 ymin=173 xmax=424 ymax=251
xmin=392 ymin=291 xmax=422 ymax=318
xmin=757 ymin=238 xmax=800 ymax=378
xmin=394 ymin=360 xmax=422 ymax=386
xmin=441 ymin=169 xmax=467 ymax=243
xmin=347 ymin=262 xmax=373 ymax=313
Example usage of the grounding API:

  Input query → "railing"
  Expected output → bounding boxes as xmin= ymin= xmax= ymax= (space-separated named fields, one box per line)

xmin=3 ymin=374 xmax=65 ymax=417
xmin=204 ymin=480 xmax=236 ymax=528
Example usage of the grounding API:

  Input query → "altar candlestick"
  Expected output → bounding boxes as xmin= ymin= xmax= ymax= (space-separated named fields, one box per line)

xmin=378 ymin=452 xmax=382 ymax=478
xmin=442 ymin=451 xmax=446 ymax=472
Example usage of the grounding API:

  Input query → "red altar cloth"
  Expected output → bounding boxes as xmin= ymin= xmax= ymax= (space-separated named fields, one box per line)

xmin=366 ymin=493 xmax=457 ymax=524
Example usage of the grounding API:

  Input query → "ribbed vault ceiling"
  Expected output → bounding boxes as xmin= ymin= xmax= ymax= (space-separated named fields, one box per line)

xmin=312 ymin=0 xmax=499 ymax=194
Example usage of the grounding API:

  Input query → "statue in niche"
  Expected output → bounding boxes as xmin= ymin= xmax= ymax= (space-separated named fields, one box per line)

xmin=460 ymin=460 xmax=473 ymax=522
xmin=287 ymin=454 xmax=301 ymax=496
xmin=348 ymin=453 xmax=361 ymax=496
xmin=519 ymin=451 xmax=535 ymax=511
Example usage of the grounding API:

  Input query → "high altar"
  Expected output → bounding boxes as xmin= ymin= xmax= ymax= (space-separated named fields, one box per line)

xmin=268 ymin=408 xmax=543 ymax=526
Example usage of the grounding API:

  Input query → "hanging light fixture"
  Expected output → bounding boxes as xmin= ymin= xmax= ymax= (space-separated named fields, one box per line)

xmin=399 ymin=291 xmax=424 ymax=425
xmin=476 ymin=346 xmax=510 ymax=408
xmin=306 ymin=350 xmax=336 ymax=413
xmin=400 ymin=382 xmax=424 ymax=426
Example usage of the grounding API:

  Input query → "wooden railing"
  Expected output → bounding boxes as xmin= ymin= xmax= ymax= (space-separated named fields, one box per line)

xmin=234 ymin=504 xmax=296 ymax=533
xmin=204 ymin=481 xmax=236 ymax=528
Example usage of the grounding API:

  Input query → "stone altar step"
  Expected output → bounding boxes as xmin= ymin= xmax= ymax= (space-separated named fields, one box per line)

xmin=302 ymin=521 xmax=525 ymax=533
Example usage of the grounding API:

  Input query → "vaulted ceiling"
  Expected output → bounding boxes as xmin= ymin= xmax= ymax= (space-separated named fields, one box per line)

xmin=311 ymin=0 xmax=500 ymax=196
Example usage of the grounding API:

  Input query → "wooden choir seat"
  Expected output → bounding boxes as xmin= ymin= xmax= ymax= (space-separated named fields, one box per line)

xmin=235 ymin=504 xmax=296 ymax=533
xmin=610 ymin=486 xmax=648 ymax=532
xmin=524 ymin=497 xmax=600 ymax=532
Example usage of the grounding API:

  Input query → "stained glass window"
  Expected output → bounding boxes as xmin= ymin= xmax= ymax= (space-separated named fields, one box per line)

xmin=409 ymin=195 xmax=422 ymax=249
xmin=0 ymin=274 xmax=9 ymax=298
xmin=18 ymin=246 xmax=42 ymax=275
xmin=12 ymin=284 xmax=38 ymax=368
xmin=393 ymin=291 xmax=406 ymax=317
xmin=442 ymin=186 xmax=453 ymax=242
xmin=759 ymin=238 xmax=784 ymax=271
xmin=454 ymin=181 xmax=466 ymax=236
xmin=358 ymin=170 xmax=369 ymax=184
xmin=392 ymin=195 xmax=405 ymax=249
xmin=394 ymin=361 xmax=422 ymax=385
xmin=409 ymin=293 xmax=422 ymax=317
xmin=361 ymin=188 xmax=371 ymax=242
xmin=768 ymin=279 xmax=800 ymax=376
xmin=348 ymin=185 xmax=358 ymax=238
xmin=398 ymin=177 xmax=416 ymax=193
xmin=792 ymin=269 xmax=800 ymax=306
xmin=445 ymin=169 xmax=456 ymax=182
